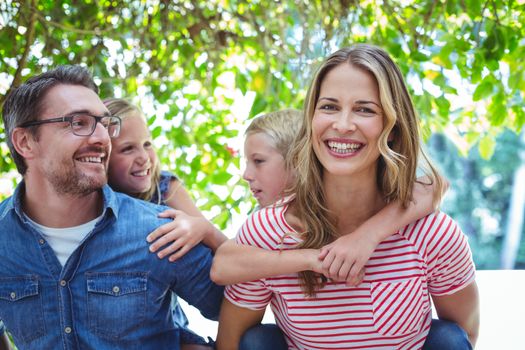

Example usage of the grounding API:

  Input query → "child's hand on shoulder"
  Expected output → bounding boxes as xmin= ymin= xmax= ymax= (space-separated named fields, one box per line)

xmin=147 ymin=209 xmax=214 ymax=262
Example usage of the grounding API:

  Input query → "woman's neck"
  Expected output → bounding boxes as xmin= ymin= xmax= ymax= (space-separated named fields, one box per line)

xmin=323 ymin=172 xmax=385 ymax=234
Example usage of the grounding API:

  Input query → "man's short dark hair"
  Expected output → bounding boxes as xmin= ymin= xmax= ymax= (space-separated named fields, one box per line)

xmin=2 ymin=65 xmax=98 ymax=175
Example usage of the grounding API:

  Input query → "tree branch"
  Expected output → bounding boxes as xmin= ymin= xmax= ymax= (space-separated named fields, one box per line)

xmin=34 ymin=11 xmax=109 ymax=35
xmin=0 ymin=0 xmax=37 ymax=108
xmin=382 ymin=0 xmax=410 ymax=48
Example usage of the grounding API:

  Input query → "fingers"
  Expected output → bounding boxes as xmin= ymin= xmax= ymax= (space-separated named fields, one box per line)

xmin=348 ymin=259 xmax=363 ymax=279
xmin=154 ymin=236 xmax=186 ymax=259
xmin=158 ymin=209 xmax=181 ymax=218
xmin=344 ymin=262 xmax=365 ymax=286
xmin=168 ymin=244 xmax=193 ymax=262
xmin=148 ymin=227 xmax=182 ymax=253
xmin=336 ymin=260 xmax=353 ymax=282
xmin=328 ymin=255 xmax=344 ymax=280
xmin=318 ymin=245 xmax=331 ymax=259
xmin=147 ymin=221 xmax=176 ymax=245
xmin=320 ymin=247 xmax=367 ymax=285
xmin=321 ymin=250 xmax=336 ymax=273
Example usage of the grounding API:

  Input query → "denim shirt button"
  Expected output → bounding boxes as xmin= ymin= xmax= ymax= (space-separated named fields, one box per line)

xmin=64 ymin=327 xmax=72 ymax=334
xmin=60 ymin=280 xmax=67 ymax=287
xmin=10 ymin=292 xmax=16 ymax=300
xmin=39 ymin=239 xmax=45 ymax=245
xmin=112 ymin=286 xmax=120 ymax=294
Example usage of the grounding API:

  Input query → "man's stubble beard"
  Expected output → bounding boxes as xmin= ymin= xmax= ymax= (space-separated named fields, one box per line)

xmin=46 ymin=158 xmax=107 ymax=196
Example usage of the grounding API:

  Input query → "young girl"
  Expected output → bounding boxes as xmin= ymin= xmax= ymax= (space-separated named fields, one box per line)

xmin=215 ymin=45 xmax=479 ymax=350
xmin=103 ymin=98 xmax=226 ymax=349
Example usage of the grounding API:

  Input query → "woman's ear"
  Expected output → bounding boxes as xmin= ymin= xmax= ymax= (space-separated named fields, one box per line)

xmin=387 ymin=126 xmax=395 ymax=142
xmin=11 ymin=127 xmax=38 ymax=160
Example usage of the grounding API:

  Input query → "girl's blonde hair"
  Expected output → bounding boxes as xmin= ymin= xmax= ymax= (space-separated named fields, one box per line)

xmin=292 ymin=44 xmax=445 ymax=296
xmin=103 ymin=97 xmax=161 ymax=202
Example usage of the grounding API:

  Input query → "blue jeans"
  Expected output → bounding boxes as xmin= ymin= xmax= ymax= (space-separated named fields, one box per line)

xmin=423 ymin=319 xmax=472 ymax=350
xmin=239 ymin=319 xmax=472 ymax=350
xmin=239 ymin=324 xmax=287 ymax=350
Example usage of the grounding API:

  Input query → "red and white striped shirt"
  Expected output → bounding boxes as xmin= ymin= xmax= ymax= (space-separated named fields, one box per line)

xmin=225 ymin=198 xmax=476 ymax=350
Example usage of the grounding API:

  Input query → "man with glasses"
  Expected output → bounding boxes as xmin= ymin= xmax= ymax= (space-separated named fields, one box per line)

xmin=0 ymin=65 xmax=223 ymax=349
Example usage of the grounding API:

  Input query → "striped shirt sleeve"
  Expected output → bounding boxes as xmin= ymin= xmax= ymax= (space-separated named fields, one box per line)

xmin=225 ymin=206 xmax=285 ymax=310
xmin=418 ymin=212 xmax=476 ymax=296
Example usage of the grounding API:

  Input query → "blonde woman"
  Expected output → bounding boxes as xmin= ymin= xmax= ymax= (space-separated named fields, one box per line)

xmin=216 ymin=45 xmax=479 ymax=350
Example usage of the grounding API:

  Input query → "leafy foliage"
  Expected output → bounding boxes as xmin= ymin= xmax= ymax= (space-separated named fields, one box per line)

xmin=428 ymin=130 xmax=525 ymax=269
xmin=1 ymin=0 xmax=524 ymax=229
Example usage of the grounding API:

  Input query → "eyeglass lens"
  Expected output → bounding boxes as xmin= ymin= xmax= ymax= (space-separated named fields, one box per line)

xmin=71 ymin=114 xmax=120 ymax=137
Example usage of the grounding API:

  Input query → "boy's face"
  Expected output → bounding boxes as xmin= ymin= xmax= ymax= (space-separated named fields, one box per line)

xmin=243 ymin=132 xmax=291 ymax=208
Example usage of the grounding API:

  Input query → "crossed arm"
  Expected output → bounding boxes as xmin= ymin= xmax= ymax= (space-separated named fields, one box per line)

xmin=211 ymin=180 xmax=441 ymax=285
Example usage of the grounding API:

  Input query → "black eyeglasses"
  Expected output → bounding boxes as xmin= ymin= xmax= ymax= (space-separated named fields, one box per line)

xmin=19 ymin=113 xmax=121 ymax=138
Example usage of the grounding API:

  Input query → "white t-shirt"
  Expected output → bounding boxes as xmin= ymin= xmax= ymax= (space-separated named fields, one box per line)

xmin=225 ymin=196 xmax=476 ymax=350
xmin=25 ymin=214 xmax=101 ymax=266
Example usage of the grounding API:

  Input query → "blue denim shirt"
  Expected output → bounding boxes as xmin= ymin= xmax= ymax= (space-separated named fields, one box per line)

xmin=0 ymin=183 xmax=223 ymax=349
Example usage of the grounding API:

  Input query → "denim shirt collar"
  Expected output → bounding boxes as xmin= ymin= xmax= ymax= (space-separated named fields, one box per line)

xmin=0 ymin=181 xmax=118 ymax=222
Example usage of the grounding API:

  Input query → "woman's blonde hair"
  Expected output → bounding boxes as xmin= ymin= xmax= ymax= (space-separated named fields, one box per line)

xmin=292 ymin=44 xmax=445 ymax=296
xmin=246 ymin=109 xmax=303 ymax=174
xmin=103 ymin=97 xmax=161 ymax=202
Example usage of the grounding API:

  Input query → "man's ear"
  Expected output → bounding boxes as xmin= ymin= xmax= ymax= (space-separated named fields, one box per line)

xmin=11 ymin=127 xmax=38 ymax=160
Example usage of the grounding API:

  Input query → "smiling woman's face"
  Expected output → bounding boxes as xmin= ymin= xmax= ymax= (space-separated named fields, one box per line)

xmin=312 ymin=63 xmax=384 ymax=180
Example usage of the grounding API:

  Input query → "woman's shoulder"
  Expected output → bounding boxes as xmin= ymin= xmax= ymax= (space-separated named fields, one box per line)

xmin=237 ymin=199 xmax=301 ymax=250
xmin=398 ymin=211 xmax=467 ymax=252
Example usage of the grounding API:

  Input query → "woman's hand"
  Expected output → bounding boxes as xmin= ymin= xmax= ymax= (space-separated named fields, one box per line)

xmin=319 ymin=230 xmax=377 ymax=286
xmin=147 ymin=209 xmax=215 ymax=262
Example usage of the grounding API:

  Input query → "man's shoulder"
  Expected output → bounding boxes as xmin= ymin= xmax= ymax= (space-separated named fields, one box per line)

xmin=0 ymin=195 xmax=16 ymax=222
xmin=107 ymin=191 xmax=172 ymax=232
xmin=110 ymin=190 xmax=169 ymax=214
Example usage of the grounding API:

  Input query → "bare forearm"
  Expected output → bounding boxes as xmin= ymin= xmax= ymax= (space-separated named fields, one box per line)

xmin=211 ymin=240 xmax=318 ymax=285
xmin=432 ymin=282 xmax=480 ymax=347
xmin=216 ymin=299 xmax=264 ymax=350
xmin=202 ymin=225 xmax=228 ymax=252
xmin=360 ymin=182 xmax=436 ymax=243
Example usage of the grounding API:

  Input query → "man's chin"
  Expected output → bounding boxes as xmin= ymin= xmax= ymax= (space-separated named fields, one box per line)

xmin=54 ymin=177 xmax=107 ymax=196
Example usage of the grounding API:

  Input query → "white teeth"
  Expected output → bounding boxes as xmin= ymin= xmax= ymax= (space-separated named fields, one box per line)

xmin=327 ymin=141 xmax=361 ymax=154
xmin=78 ymin=157 xmax=102 ymax=163
xmin=132 ymin=170 xmax=148 ymax=176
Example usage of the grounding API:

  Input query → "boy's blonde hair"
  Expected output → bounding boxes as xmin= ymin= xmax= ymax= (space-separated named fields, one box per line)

xmin=103 ymin=97 xmax=161 ymax=202
xmin=246 ymin=109 xmax=303 ymax=171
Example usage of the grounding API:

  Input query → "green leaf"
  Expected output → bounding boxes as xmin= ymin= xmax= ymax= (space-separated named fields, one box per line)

xmin=465 ymin=0 xmax=483 ymax=18
xmin=508 ymin=72 xmax=522 ymax=90
xmin=151 ymin=126 xmax=162 ymax=139
xmin=478 ymin=134 xmax=496 ymax=159
xmin=488 ymin=91 xmax=506 ymax=126
xmin=473 ymin=80 xmax=494 ymax=101
xmin=249 ymin=93 xmax=268 ymax=118
xmin=435 ymin=95 xmax=451 ymax=118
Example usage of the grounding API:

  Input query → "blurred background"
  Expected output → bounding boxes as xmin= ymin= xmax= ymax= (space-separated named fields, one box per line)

xmin=1 ymin=0 xmax=524 ymax=272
